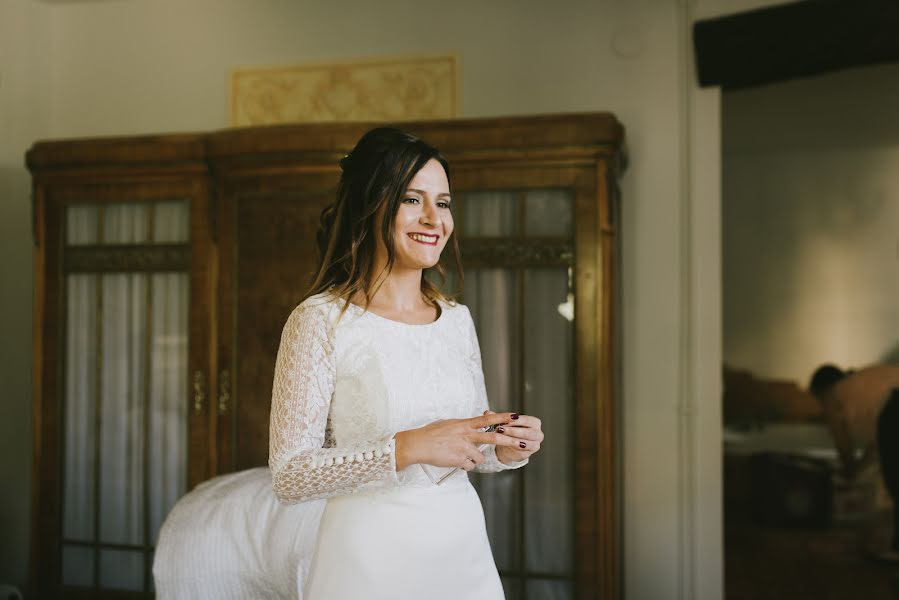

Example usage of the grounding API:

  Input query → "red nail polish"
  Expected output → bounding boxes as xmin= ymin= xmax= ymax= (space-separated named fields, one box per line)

xmin=497 ymin=427 xmax=506 ymax=434
xmin=519 ymin=442 xmax=526 ymax=448
xmin=511 ymin=413 xmax=519 ymax=420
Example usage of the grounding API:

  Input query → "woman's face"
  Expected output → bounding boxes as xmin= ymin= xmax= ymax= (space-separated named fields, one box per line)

xmin=390 ymin=158 xmax=454 ymax=270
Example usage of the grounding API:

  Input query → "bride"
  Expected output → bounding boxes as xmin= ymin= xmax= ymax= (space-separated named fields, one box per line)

xmin=153 ymin=127 xmax=544 ymax=599
xmin=274 ymin=126 xmax=544 ymax=599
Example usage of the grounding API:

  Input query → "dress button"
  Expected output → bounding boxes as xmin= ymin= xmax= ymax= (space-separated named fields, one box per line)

xmin=364 ymin=451 xmax=373 ymax=461
xmin=335 ymin=456 xmax=344 ymax=465
xmin=374 ymin=449 xmax=383 ymax=458
xmin=354 ymin=453 xmax=364 ymax=462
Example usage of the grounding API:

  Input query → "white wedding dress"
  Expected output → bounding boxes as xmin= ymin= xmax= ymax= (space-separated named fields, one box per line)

xmin=152 ymin=292 xmax=526 ymax=599
xmin=269 ymin=292 xmax=527 ymax=600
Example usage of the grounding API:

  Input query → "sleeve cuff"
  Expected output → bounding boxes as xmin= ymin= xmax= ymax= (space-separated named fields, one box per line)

xmin=477 ymin=444 xmax=529 ymax=472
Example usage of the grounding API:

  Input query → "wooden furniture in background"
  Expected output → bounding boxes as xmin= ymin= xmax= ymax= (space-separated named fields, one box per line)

xmin=29 ymin=113 xmax=624 ymax=600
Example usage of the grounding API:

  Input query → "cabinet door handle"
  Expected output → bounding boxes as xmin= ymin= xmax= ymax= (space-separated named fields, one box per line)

xmin=218 ymin=369 xmax=231 ymax=415
xmin=193 ymin=370 xmax=206 ymax=415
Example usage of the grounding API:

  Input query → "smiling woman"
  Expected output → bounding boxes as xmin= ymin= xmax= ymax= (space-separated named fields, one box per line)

xmin=264 ymin=127 xmax=543 ymax=599
xmin=304 ymin=127 xmax=462 ymax=321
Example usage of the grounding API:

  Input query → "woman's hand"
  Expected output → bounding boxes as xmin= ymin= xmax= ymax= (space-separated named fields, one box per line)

xmin=483 ymin=410 xmax=544 ymax=465
xmin=394 ymin=412 xmax=523 ymax=471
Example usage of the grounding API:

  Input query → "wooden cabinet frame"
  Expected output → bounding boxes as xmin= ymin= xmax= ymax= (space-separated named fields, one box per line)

xmin=28 ymin=114 xmax=624 ymax=599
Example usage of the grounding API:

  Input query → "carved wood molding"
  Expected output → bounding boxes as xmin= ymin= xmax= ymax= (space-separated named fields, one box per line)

xmin=64 ymin=244 xmax=190 ymax=273
xmin=459 ymin=238 xmax=574 ymax=267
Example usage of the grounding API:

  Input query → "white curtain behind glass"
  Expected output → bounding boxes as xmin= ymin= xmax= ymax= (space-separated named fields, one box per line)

xmin=468 ymin=268 xmax=521 ymax=576
xmin=464 ymin=190 xmax=574 ymax=600
xmin=63 ymin=203 xmax=189 ymax=591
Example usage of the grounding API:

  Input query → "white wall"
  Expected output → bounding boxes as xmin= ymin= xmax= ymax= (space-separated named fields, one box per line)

xmin=0 ymin=0 xmax=740 ymax=597
xmin=723 ymin=63 xmax=899 ymax=385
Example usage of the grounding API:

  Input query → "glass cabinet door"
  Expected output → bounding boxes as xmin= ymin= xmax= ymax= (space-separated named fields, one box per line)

xmin=34 ymin=182 xmax=206 ymax=598
xmin=55 ymin=196 xmax=194 ymax=596
xmin=452 ymin=165 xmax=603 ymax=600
xmin=462 ymin=190 xmax=576 ymax=600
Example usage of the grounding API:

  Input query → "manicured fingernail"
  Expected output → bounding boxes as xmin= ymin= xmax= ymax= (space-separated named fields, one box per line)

xmin=497 ymin=427 xmax=506 ymax=434
xmin=519 ymin=442 xmax=527 ymax=449
xmin=511 ymin=413 xmax=519 ymax=420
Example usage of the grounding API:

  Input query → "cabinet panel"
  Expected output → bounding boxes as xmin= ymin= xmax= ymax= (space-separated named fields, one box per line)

xmin=216 ymin=173 xmax=338 ymax=472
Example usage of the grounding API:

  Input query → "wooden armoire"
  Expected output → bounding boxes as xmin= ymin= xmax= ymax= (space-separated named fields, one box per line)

xmin=28 ymin=113 xmax=624 ymax=600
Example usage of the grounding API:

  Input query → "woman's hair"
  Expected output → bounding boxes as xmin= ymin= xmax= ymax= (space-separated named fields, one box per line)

xmin=302 ymin=127 xmax=462 ymax=312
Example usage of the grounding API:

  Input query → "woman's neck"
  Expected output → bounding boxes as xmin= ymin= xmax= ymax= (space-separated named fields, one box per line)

xmin=362 ymin=267 xmax=429 ymax=313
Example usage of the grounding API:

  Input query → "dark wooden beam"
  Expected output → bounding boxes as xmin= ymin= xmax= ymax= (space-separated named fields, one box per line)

xmin=693 ymin=0 xmax=899 ymax=90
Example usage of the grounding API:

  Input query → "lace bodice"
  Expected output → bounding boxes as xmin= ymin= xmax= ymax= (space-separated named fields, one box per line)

xmin=269 ymin=292 xmax=526 ymax=503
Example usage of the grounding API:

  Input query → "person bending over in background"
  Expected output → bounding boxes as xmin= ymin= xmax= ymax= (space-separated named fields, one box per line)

xmin=810 ymin=363 xmax=899 ymax=561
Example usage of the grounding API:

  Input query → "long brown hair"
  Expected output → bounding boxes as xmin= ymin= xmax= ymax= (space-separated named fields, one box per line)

xmin=303 ymin=127 xmax=463 ymax=314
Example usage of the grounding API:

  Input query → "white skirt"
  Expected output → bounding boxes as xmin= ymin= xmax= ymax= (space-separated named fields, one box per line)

xmin=304 ymin=480 xmax=505 ymax=600
xmin=153 ymin=468 xmax=326 ymax=600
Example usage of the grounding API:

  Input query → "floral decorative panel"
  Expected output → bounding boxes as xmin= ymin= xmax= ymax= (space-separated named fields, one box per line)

xmin=230 ymin=56 xmax=457 ymax=126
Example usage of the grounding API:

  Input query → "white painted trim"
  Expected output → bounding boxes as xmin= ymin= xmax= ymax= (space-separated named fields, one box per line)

xmin=677 ymin=1 xmax=724 ymax=598
xmin=689 ymin=83 xmax=724 ymax=600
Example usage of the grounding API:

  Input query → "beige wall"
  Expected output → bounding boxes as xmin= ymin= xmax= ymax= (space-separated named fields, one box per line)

xmin=0 ymin=0 xmax=52 ymax=591
xmin=723 ymin=63 xmax=899 ymax=385
xmin=0 ymin=0 xmax=761 ymax=597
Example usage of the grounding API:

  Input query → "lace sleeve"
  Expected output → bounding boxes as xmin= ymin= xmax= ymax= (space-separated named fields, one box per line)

xmin=460 ymin=306 xmax=529 ymax=473
xmin=269 ymin=302 xmax=400 ymax=503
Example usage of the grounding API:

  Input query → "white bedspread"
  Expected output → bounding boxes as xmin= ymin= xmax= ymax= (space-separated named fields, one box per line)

xmin=153 ymin=467 xmax=325 ymax=599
